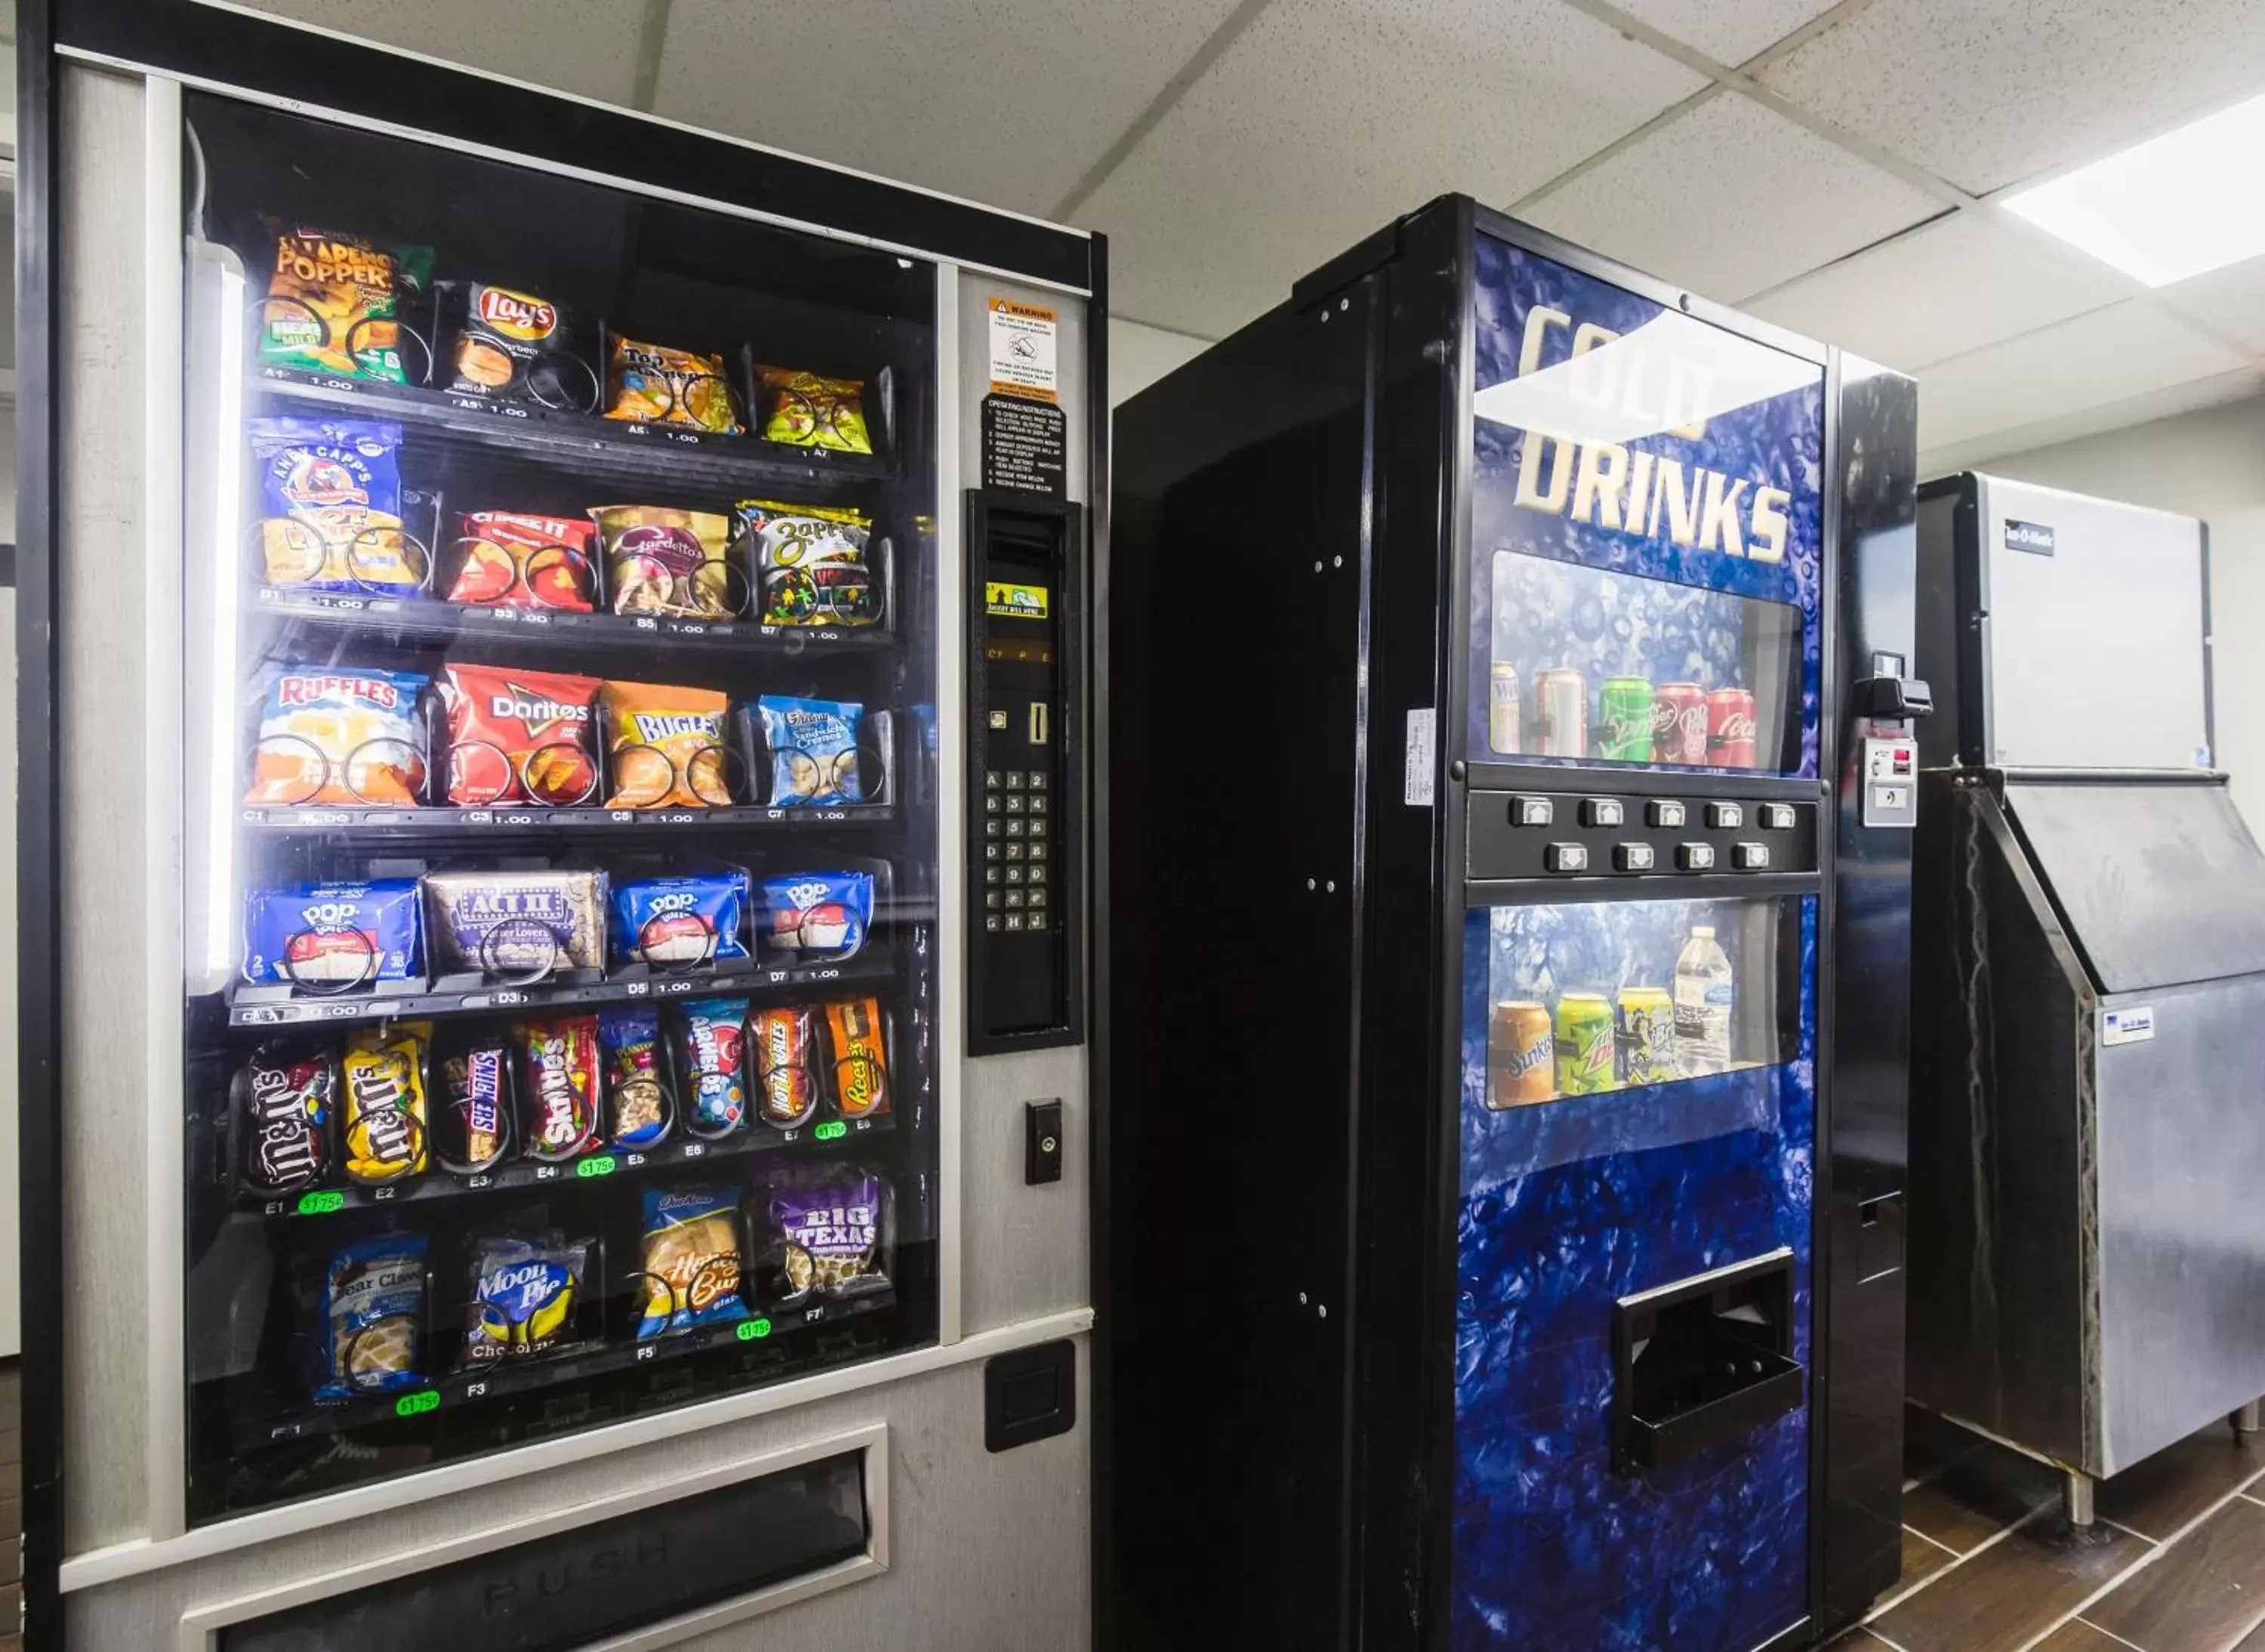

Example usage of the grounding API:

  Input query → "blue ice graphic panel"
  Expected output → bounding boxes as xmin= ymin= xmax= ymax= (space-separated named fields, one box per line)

xmin=1453 ymin=897 xmax=1817 ymax=1650
xmin=1466 ymin=235 xmax=1824 ymax=777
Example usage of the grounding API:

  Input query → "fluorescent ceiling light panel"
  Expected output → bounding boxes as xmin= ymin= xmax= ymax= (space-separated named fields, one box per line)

xmin=2002 ymin=92 xmax=2265 ymax=287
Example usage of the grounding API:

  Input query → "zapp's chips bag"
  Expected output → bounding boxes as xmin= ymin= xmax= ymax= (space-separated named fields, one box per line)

xmin=735 ymin=500 xmax=876 ymax=627
xmin=604 ymin=335 xmax=741 ymax=433
xmin=251 ymin=417 xmax=422 ymax=594
xmin=260 ymin=223 xmax=432 ymax=384
xmin=246 ymin=665 xmax=429 ymax=808
xmin=602 ymin=681 xmax=732 ymax=808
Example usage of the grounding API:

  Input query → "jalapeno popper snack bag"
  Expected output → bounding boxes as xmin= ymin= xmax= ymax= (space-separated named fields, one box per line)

xmin=516 ymin=1014 xmax=602 ymax=1163
xmin=604 ymin=334 xmax=741 ymax=433
xmin=637 ymin=1186 xmax=748 ymax=1339
xmin=251 ymin=417 xmax=422 ymax=593
xmin=601 ymin=682 xmax=733 ymax=809
xmin=613 ymin=873 xmax=750 ymax=970
xmin=756 ymin=871 xmax=872 ymax=961
xmin=750 ymin=1003 xmax=819 ymax=1129
xmin=447 ymin=511 xmax=596 ymax=611
xmin=316 ymin=1232 xmax=427 ymax=1400
xmin=600 ymin=1005 xmax=670 ymax=1149
xmin=439 ymin=664 xmax=601 ymax=806
xmin=239 ymin=1043 xmax=337 ymax=1197
xmin=425 ymin=869 xmax=607 ymax=979
xmin=824 ymin=997 xmax=892 ymax=1120
xmin=260 ymin=223 xmax=432 ymax=384
xmin=440 ymin=282 xmax=593 ymax=409
xmin=458 ymin=1230 xmax=590 ymax=1367
xmin=765 ymin=1169 xmax=889 ymax=1304
xmin=592 ymin=505 xmax=735 ymax=619
xmin=246 ymin=665 xmax=430 ymax=809
xmin=341 ymin=1022 xmax=431 ymax=1184
xmin=673 ymin=997 xmax=750 ymax=1134
xmin=438 ymin=1041 xmax=510 ymax=1173
xmin=757 ymin=695 xmax=865 ymax=807
xmin=735 ymin=500 xmax=876 ymax=627
xmin=243 ymin=879 xmax=424 ymax=989
xmin=757 ymin=365 xmax=872 ymax=455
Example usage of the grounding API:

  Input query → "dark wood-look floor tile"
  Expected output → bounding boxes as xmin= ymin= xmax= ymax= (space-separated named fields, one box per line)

xmin=2097 ymin=1423 xmax=2265 ymax=1541
xmin=1906 ymin=1404 xmax=1986 ymax=1486
xmin=2088 ymin=1495 xmax=2265 ymax=1651
xmin=1900 ymin=1444 xmax=2065 ymax=1555
xmin=1870 ymin=1517 xmax=2149 ymax=1652
xmin=2031 ymin=1623 xmax=2137 ymax=1651
xmin=1824 ymin=1631 xmax=1896 ymax=1648
xmin=1898 ymin=1525 xmax=1959 ymax=1592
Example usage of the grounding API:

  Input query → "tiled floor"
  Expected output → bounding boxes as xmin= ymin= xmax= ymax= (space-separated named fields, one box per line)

xmin=1834 ymin=1406 xmax=2265 ymax=1652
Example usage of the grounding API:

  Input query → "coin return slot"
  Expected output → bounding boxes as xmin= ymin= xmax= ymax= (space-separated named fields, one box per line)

xmin=1612 ymin=1251 xmax=1803 ymax=1475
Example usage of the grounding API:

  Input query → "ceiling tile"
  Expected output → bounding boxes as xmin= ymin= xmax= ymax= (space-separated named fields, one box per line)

xmin=1914 ymin=300 xmax=2247 ymax=457
xmin=2160 ymin=257 xmax=2265 ymax=358
xmin=654 ymin=0 xmax=1244 ymax=217
xmin=1759 ymin=0 xmax=2265 ymax=195
xmin=1610 ymin=0 xmax=1842 ymax=67
xmin=1082 ymin=0 xmax=1707 ymax=337
xmin=1521 ymin=91 xmax=1944 ymax=306
xmin=1744 ymin=208 xmax=2128 ymax=370
xmin=238 ymin=0 xmax=650 ymax=105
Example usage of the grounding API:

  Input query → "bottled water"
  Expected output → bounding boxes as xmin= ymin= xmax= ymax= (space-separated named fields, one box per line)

xmin=1672 ymin=924 xmax=1734 ymax=1077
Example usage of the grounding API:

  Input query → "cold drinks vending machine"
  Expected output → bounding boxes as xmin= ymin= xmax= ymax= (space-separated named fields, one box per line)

xmin=19 ymin=4 xmax=1101 ymax=1645
xmin=1103 ymin=199 xmax=1924 ymax=1650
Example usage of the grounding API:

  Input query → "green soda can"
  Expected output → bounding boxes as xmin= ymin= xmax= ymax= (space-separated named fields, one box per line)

xmin=1598 ymin=676 xmax=1654 ymax=763
xmin=1554 ymin=993 xmax=1616 ymax=1096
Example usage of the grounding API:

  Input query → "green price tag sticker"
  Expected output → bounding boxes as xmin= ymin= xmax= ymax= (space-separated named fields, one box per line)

xmin=813 ymin=1121 xmax=846 ymax=1142
xmin=736 ymin=1318 xmax=774 ymax=1342
xmin=297 ymin=1190 xmax=345 ymax=1216
xmin=393 ymin=1388 xmax=439 ymax=1418
xmin=576 ymin=1155 xmax=618 ymax=1179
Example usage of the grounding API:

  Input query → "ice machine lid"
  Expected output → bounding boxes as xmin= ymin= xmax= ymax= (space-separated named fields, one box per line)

xmin=2002 ymin=777 xmax=2265 ymax=992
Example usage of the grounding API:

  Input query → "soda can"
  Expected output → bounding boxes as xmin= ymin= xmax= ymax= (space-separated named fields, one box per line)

xmin=1598 ymin=677 xmax=1653 ymax=763
xmin=1534 ymin=667 xmax=1586 ymax=757
xmin=1487 ymin=660 xmax=1521 ymax=755
xmin=1553 ymin=993 xmax=1615 ymax=1096
xmin=1487 ymin=1000 xmax=1554 ymax=1108
xmin=1653 ymin=683 xmax=1708 ymax=766
xmin=1706 ymin=688 xmax=1758 ymax=768
xmin=1615 ymin=987 xmax=1675 ymax=1086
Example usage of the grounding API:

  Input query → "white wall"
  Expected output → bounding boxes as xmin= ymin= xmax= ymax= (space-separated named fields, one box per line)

xmin=1108 ymin=316 xmax=1210 ymax=407
xmin=1972 ymin=393 xmax=2265 ymax=824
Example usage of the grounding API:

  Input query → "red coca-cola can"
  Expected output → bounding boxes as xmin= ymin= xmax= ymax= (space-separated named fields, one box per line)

xmin=1706 ymin=688 xmax=1758 ymax=768
xmin=1652 ymin=683 xmax=1708 ymax=766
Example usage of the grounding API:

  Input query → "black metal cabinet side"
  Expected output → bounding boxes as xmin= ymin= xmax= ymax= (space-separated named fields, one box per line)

xmin=1097 ymin=273 xmax=1376 ymax=1651
xmin=1816 ymin=356 xmax=1921 ymax=1635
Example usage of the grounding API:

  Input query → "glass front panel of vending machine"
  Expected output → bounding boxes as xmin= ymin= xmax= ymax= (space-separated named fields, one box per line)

xmin=178 ymin=94 xmax=940 ymax=1523
xmin=1465 ymin=236 xmax=1823 ymax=778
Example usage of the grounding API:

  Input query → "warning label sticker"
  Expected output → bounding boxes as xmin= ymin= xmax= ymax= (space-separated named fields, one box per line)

xmin=988 ymin=297 xmax=1059 ymax=404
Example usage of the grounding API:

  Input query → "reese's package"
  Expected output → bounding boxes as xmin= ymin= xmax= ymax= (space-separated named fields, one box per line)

xmin=246 ymin=665 xmax=429 ymax=809
xmin=757 ymin=365 xmax=872 ymax=455
xmin=447 ymin=511 xmax=597 ymax=611
xmin=735 ymin=499 xmax=876 ymax=627
xmin=341 ymin=1022 xmax=431 ymax=1185
xmin=439 ymin=664 xmax=601 ymax=806
xmin=251 ymin=417 xmax=422 ymax=593
xmin=757 ymin=695 xmax=864 ymax=807
xmin=601 ymin=681 xmax=733 ymax=809
xmin=260 ymin=223 xmax=433 ymax=384
xmin=592 ymin=505 xmax=735 ymax=618
xmin=824 ymin=997 xmax=892 ymax=1120
xmin=636 ymin=1186 xmax=749 ymax=1339
xmin=603 ymin=334 xmax=741 ymax=433
xmin=316 ymin=1232 xmax=427 ymax=1401
xmin=440 ymin=282 xmax=593 ymax=410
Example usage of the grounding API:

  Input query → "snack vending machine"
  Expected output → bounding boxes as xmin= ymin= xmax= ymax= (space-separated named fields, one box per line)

xmin=18 ymin=4 xmax=1100 ymax=1645
xmin=1102 ymin=198 xmax=1923 ymax=1650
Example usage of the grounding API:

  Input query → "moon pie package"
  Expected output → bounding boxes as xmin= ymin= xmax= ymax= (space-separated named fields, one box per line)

xmin=756 ymin=870 xmax=872 ymax=961
xmin=592 ymin=505 xmax=735 ymax=619
xmin=251 ymin=417 xmax=422 ymax=594
xmin=437 ymin=1039 xmax=511 ymax=1173
xmin=242 ymin=878 xmax=423 ymax=989
xmin=757 ymin=695 xmax=865 ymax=807
xmin=602 ymin=334 xmax=742 ymax=433
xmin=245 ymin=664 xmax=430 ymax=809
xmin=424 ymin=869 xmax=608 ymax=980
xmin=763 ymin=1167 xmax=891 ymax=1304
xmin=260 ymin=223 xmax=432 ymax=384
xmin=601 ymin=681 xmax=734 ymax=809
xmin=599 ymin=1006 xmax=670 ymax=1149
xmin=457 ymin=1227 xmax=591 ymax=1368
xmin=341 ymin=1022 xmax=432 ymax=1185
xmin=756 ymin=365 xmax=873 ymax=455
xmin=238 ymin=1043 xmax=337 ymax=1197
xmin=636 ymin=1185 xmax=749 ymax=1339
xmin=672 ymin=997 xmax=750 ymax=1135
xmin=613 ymin=872 xmax=749 ymax=971
xmin=516 ymin=1014 xmax=602 ymax=1163
xmin=315 ymin=1232 xmax=428 ymax=1401
xmin=447 ymin=511 xmax=596 ymax=612
xmin=735 ymin=500 xmax=877 ymax=627
xmin=439 ymin=282 xmax=595 ymax=411
xmin=749 ymin=1003 xmax=819 ymax=1129
xmin=439 ymin=664 xmax=601 ymax=806
xmin=824 ymin=997 xmax=892 ymax=1120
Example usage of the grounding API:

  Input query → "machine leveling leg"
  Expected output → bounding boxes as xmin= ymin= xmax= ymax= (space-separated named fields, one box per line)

xmin=2063 ymin=1470 xmax=2095 ymax=1529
